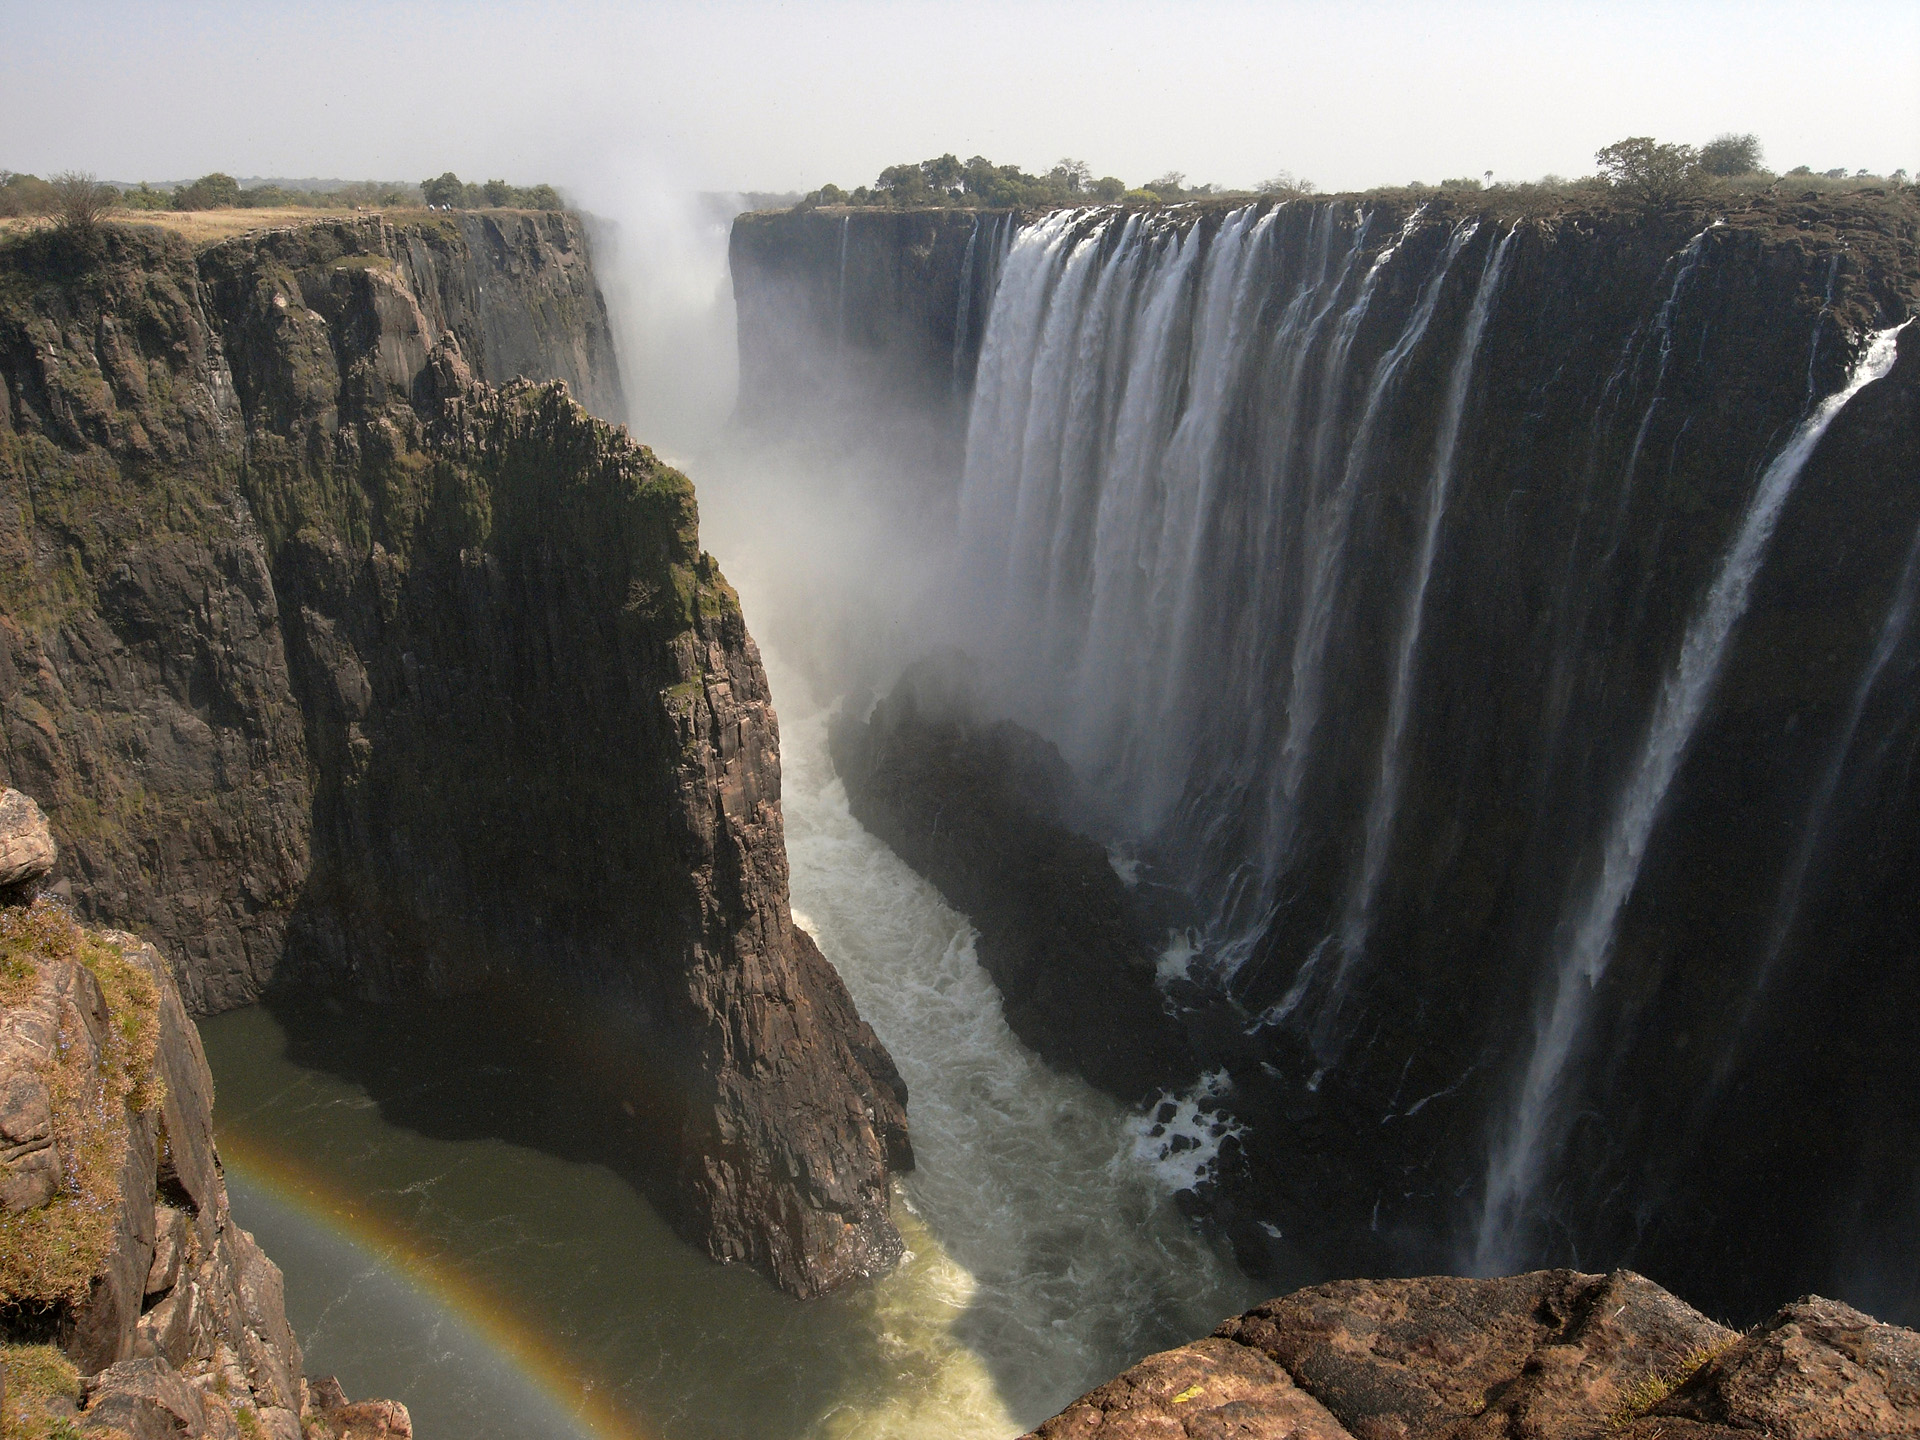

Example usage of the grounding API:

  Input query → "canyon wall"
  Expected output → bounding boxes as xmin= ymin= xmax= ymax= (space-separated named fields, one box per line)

xmin=0 ymin=792 xmax=407 ymax=1440
xmin=0 ymin=214 xmax=908 ymax=1296
xmin=733 ymin=190 xmax=1920 ymax=1322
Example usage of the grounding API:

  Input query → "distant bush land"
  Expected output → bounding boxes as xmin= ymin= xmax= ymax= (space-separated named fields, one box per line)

xmin=0 ymin=170 xmax=566 ymax=218
xmin=794 ymin=139 xmax=1910 ymax=212
xmin=420 ymin=172 xmax=562 ymax=210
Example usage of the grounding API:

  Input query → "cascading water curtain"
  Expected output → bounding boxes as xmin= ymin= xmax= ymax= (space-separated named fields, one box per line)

xmin=954 ymin=201 xmax=1501 ymax=1000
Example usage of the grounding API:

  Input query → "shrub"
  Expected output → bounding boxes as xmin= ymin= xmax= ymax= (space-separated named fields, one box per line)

xmin=1259 ymin=170 xmax=1317 ymax=198
xmin=119 ymin=182 xmax=173 ymax=211
xmin=48 ymin=173 xmax=118 ymax=234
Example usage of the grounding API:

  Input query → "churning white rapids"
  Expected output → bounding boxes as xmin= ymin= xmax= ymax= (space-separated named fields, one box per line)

xmin=767 ymin=640 xmax=1263 ymax=1437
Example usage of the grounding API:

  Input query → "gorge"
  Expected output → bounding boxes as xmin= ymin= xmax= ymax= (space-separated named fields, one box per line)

xmin=3 ymin=172 xmax=1919 ymax=1440
xmin=732 ymin=187 xmax=1920 ymax=1327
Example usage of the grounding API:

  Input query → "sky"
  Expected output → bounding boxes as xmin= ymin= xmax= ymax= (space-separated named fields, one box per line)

xmin=3 ymin=0 xmax=1917 ymax=201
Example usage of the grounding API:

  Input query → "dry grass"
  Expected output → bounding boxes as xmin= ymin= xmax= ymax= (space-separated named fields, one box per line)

xmin=0 ymin=902 xmax=162 ymax=1307
xmin=1607 ymin=1335 xmax=1741 ymax=1431
xmin=1 ymin=204 xmax=548 ymax=251
xmin=0 ymin=1341 xmax=80 ymax=1440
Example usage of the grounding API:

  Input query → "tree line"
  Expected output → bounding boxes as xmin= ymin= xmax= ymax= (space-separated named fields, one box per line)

xmin=798 ymin=155 xmax=1318 ymax=210
xmin=0 ymin=170 xmax=563 ymax=223
xmin=798 ymin=137 xmax=1910 ymax=212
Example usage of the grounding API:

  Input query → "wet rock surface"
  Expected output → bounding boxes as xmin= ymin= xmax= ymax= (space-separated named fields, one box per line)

xmin=1026 ymin=1269 xmax=1920 ymax=1439
xmin=740 ymin=189 xmax=1920 ymax=1320
xmin=829 ymin=658 xmax=1199 ymax=1102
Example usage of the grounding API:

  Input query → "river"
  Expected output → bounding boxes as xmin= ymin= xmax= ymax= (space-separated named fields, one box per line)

xmin=198 ymin=645 xmax=1260 ymax=1440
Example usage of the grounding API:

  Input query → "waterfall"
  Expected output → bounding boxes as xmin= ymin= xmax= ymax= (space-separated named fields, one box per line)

xmin=1614 ymin=227 xmax=1715 ymax=504
xmin=1717 ymin=501 xmax=1920 ymax=1083
xmin=953 ymin=202 xmax=1502 ymax=982
xmin=1317 ymin=225 xmax=1520 ymax=1039
xmin=836 ymin=213 xmax=850 ymax=349
xmin=1260 ymin=216 xmax=1476 ymax=916
xmin=1473 ymin=319 xmax=1914 ymax=1274
xmin=951 ymin=217 xmax=979 ymax=403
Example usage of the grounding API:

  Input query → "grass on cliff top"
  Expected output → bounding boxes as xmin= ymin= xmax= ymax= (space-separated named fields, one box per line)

xmin=0 ymin=902 xmax=162 ymax=1309
xmin=2 ymin=206 xmax=561 ymax=252
xmin=0 ymin=1342 xmax=80 ymax=1440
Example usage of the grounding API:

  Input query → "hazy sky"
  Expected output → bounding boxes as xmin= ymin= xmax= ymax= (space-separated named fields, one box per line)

xmin=4 ymin=0 xmax=1916 ymax=199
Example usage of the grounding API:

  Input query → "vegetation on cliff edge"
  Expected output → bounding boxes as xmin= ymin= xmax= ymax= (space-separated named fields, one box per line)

xmin=0 ymin=902 xmax=162 ymax=1309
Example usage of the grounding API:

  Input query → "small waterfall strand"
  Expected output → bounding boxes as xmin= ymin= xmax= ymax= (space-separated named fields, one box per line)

xmin=1472 ymin=318 xmax=1914 ymax=1274
xmin=1308 ymin=224 xmax=1521 ymax=1048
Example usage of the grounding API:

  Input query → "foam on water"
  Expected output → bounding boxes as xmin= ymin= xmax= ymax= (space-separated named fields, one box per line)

xmin=769 ymin=644 xmax=1264 ymax=1433
xmin=1126 ymin=1071 xmax=1243 ymax=1194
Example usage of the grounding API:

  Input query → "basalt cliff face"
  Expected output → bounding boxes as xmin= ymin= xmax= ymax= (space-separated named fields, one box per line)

xmin=0 ymin=213 xmax=908 ymax=1297
xmin=735 ymin=191 xmax=1920 ymax=1322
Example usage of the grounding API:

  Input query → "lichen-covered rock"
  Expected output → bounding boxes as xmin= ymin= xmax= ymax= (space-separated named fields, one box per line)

xmin=0 ymin=789 xmax=54 ymax=895
xmin=0 ymin=904 xmax=405 ymax=1440
xmin=1025 ymin=1270 xmax=1920 ymax=1440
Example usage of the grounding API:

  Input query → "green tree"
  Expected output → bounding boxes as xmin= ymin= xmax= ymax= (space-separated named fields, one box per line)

xmin=0 ymin=172 xmax=57 ymax=217
xmin=1090 ymin=175 xmax=1127 ymax=202
xmin=1699 ymin=133 xmax=1765 ymax=177
xmin=120 ymin=182 xmax=171 ymax=211
xmin=422 ymin=172 xmax=465 ymax=208
xmin=173 ymin=172 xmax=241 ymax=210
xmin=1595 ymin=137 xmax=1701 ymax=208
xmin=1048 ymin=158 xmax=1092 ymax=194
xmin=482 ymin=178 xmax=514 ymax=206
xmin=921 ymin=153 xmax=964 ymax=194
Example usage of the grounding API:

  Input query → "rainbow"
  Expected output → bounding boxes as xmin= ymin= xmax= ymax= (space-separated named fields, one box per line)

xmin=217 ymin=1133 xmax=659 ymax=1440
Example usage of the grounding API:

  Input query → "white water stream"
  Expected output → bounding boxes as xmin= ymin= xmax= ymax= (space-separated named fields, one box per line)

xmin=1474 ymin=319 xmax=1914 ymax=1271
xmin=758 ymin=640 xmax=1264 ymax=1437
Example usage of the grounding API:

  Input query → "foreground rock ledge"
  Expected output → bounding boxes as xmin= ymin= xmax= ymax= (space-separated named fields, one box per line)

xmin=1025 ymin=1269 xmax=1920 ymax=1438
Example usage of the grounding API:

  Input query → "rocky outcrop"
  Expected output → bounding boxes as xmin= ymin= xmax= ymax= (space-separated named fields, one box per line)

xmin=0 ymin=213 xmax=624 ymax=1013
xmin=1025 ymin=1269 xmax=1920 ymax=1439
xmin=830 ymin=659 xmax=1200 ymax=1100
xmin=0 ymin=789 xmax=53 ymax=901
xmin=0 ymin=880 xmax=410 ymax=1440
xmin=0 ymin=216 xmax=909 ymax=1296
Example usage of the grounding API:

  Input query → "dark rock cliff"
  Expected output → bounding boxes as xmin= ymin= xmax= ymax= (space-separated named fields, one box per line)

xmin=734 ymin=191 xmax=1920 ymax=1320
xmin=731 ymin=205 xmax=997 ymax=494
xmin=0 ymin=216 xmax=909 ymax=1296
xmin=829 ymin=659 xmax=1199 ymax=1099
